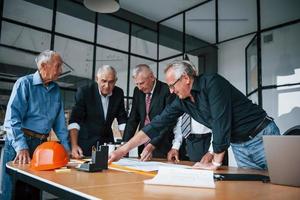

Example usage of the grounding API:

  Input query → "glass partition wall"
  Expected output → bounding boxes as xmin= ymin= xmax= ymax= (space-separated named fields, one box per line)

xmin=0 ymin=0 xmax=299 ymax=131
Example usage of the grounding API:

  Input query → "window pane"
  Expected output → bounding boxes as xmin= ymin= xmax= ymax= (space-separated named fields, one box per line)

xmin=219 ymin=0 xmax=256 ymax=42
xmin=54 ymin=36 xmax=93 ymax=89
xmin=0 ymin=46 xmax=37 ymax=79
xmin=262 ymin=86 xmax=300 ymax=134
xmin=3 ymin=0 xmax=53 ymax=30
xmin=158 ymin=56 xmax=182 ymax=82
xmin=261 ymin=23 xmax=300 ymax=86
xmin=0 ymin=81 xmax=14 ymax=106
xmin=248 ymin=91 xmax=258 ymax=105
xmin=96 ymin=47 xmax=128 ymax=96
xmin=261 ymin=0 xmax=300 ymax=29
xmin=61 ymin=89 xmax=76 ymax=110
xmin=97 ymin=14 xmax=129 ymax=51
xmin=159 ymin=14 xmax=183 ymax=59
xmin=246 ymin=36 xmax=258 ymax=94
xmin=56 ymin=0 xmax=95 ymax=42
xmin=1 ymin=22 xmax=51 ymax=52
xmin=186 ymin=54 xmax=199 ymax=74
xmin=186 ymin=1 xmax=215 ymax=47
xmin=129 ymin=56 xmax=157 ymax=96
xmin=131 ymin=24 xmax=157 ymax=59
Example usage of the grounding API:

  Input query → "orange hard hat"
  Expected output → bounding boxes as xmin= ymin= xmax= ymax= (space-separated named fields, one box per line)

xmin=30 ymin=141 xmax=69 ymax=171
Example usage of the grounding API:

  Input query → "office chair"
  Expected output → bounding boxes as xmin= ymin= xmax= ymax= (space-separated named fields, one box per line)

xmin=283 ymin=125 xmax=300 ymax=135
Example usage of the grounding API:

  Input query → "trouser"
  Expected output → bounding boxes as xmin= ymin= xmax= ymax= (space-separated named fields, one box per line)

xmin=0 ymin=135 xmax=44 ymax=200
xmin=185 ymin=133 xmax=212 ymax=162
xmin=231 ymin=121 xmax=280 ymax=170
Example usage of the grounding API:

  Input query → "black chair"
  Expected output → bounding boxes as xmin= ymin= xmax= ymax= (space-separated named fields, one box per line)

xmin=283 ymin=125 xmax=300 ymax=135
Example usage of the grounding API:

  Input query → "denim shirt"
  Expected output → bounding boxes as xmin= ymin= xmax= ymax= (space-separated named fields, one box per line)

xmin=4 ymin=71 xmax=70 ymax=152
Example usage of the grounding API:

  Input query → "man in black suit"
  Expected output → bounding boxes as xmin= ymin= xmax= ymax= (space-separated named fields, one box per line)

xmin=123 ymin=64 xmax=175 ymax=160
xmin=68 ymin=65 xmax=127 ymax=158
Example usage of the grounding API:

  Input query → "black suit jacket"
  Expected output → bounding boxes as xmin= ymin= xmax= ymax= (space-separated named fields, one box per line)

xmin=123 ymin=80 xmax=175 ymax=157
xmin=69 ymin=83 xmax=127 ymax=156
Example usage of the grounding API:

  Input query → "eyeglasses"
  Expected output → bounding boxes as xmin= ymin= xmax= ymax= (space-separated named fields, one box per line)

xmin=168 ymin=76 xmax=182 ymax=90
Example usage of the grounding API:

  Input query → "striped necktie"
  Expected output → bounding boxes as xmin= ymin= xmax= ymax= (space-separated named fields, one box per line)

xmin=181 ymin=113 xmax=191 ymax=138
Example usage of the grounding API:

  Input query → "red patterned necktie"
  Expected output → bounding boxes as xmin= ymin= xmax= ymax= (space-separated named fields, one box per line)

xmin=144 ymin=93 xmax=151 ymax=125
xmin=144 ymin=93 xmax=151 ymax=147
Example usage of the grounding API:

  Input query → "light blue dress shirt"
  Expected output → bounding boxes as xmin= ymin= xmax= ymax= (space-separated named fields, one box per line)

xmin=4 ymin=71 xmax=70 ymax=152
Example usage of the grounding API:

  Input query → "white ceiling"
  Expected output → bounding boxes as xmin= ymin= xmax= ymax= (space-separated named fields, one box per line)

xmin=120 ymin=0 xmax=207 ymax=22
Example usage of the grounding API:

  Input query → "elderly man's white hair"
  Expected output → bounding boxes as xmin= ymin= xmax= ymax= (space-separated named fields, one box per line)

xmin=132 ymin=64 xmax=154 ymax=78
xmin=35 ymin=50 xmax=58 ymax=69
xmin=164 ymin=60 xmax=197 ymax=79
xmin=96 ymin=65 xmax=118 ymax=80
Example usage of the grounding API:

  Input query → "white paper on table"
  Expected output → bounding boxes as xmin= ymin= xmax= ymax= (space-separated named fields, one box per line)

xmin=113 ymin=158 xmax=193 ymax=172
xmin=144 ymin=166 xmax=215 ymax=188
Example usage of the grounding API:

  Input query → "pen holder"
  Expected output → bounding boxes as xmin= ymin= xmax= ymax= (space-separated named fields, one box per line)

xmin=77 ymin=145 xmax=108 ymax=172
xmin=92 ymin=145 xmax=108 ymax=169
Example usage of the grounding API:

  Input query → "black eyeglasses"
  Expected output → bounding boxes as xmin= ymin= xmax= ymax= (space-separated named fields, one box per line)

xmin=168 ymin=76 xmax=182 ymax=90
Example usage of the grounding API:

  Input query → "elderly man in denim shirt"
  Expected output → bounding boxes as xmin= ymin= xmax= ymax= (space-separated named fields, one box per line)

xmin=0 ymin=50 xmax=70 ymax=200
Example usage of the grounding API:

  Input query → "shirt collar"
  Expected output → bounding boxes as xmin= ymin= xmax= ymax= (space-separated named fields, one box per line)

xmin=33 ymin=71 xmax=56 ymax=90
xmin=149 ymin=79 xmax=157 ymax=95
xmin=99 ymin=89 xmax=113 ymax=97
xmin=191 ymin=76 xmax=201 ymax=92
xmin=32 ymin=71 xmax=44 ymax=85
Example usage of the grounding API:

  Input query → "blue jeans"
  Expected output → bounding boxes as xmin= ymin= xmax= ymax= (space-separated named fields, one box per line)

xmin=0 ymin=136 xmax=42 ymax=200
xmin=231 ymin=121 xmax=280 ymax=170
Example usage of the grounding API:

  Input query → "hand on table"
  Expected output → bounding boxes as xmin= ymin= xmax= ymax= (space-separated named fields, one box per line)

xmin=167 ymin=148 xmax=180 ymax=163
xmin=140 ymin=143 xmax=155 ymax=161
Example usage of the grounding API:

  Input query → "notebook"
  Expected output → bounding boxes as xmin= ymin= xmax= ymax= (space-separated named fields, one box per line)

xmin=263 ymin=135 xmax=300 ymax=187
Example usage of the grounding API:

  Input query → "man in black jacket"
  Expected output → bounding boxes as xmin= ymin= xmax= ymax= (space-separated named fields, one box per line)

xmin=123 ymin=64 xmax=175 ymax=160
xmin=109 ymin=60 xmax=280 ymax=170
xmin=68 ymin=65 xmax=127 ymax=158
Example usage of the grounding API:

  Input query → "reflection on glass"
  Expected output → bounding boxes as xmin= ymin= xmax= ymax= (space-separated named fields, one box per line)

xmin=219 ymin=0 xmax=256 ymax=42
xmin=0 ymin=46 xmax=37 ymax=78
xmin=1 ymin=22 xmax=51 ymax=52
xmin=261 ymin=0 xmax=300 ymax=29
xmin=129 ymin=56 xmax=157 ymax=96
xmin=54 ymin=36 xmax=93 ymax=88
xmin=185 ymin=1 xmax=215 ymax=45
xmin=131 ymin=24 xmax=157 ymax=59
xmin=3 ymin=0 xmax=53 ymax=30
xmin=96 ymin=47 xmax=128 ymax=95
xmin=246 ymin=35 xmax=258 ymax=94
xmin=261 ymin=23 xmax=300 ymax=86
xmin=56 ymin=0 xmax=95 ymax=41
xmin=262 ymin=86 xmax=300 ymax=134
xmin=159 ymin=14 xmax=183 ymax=59
xmin=98 ymin=14 xmax=129 ymax=51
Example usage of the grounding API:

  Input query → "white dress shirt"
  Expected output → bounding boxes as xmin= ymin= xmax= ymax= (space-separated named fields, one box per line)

xmin=68 ymin=89 xmax=126 ymax=131
xmin=172 ymin=116 xmax=213 ymax=152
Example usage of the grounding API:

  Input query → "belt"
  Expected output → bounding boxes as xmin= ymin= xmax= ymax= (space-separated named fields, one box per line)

xmin=186 ymin=132 xmax=212 ymax=141
xmin=22 ymin=128 xmax=49 ymax=141
xmin=232 ymin=116 xmax=273 ymax=143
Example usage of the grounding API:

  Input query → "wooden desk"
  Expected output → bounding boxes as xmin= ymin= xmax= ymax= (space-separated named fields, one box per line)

xmin=6 ymin=161 xmax=300 ymax=200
